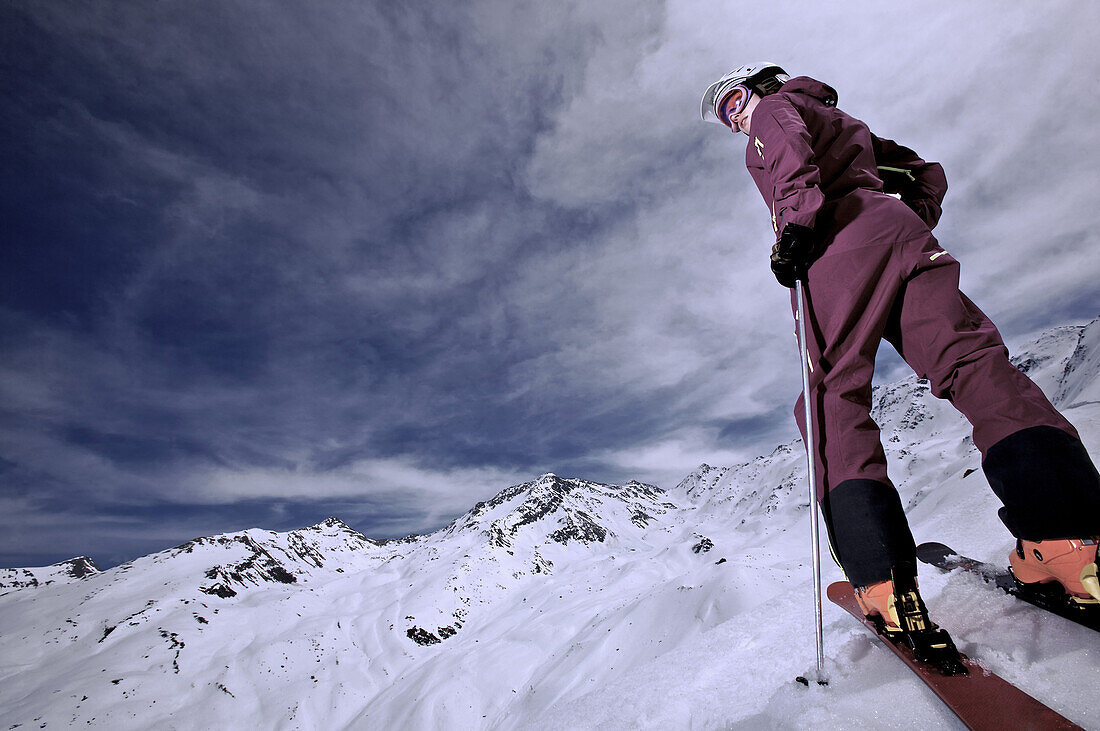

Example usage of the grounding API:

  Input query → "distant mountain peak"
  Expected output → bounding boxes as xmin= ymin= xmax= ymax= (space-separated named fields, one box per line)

xmin=675 ymin=463 xmax=732 ymax=499
xmin=0 ymin=555 xmax=101 ymax=592
xmin=60 ymin=556 xmax=101 ymax=578
xmin=476 ymin=475 xmax=674 ymax=550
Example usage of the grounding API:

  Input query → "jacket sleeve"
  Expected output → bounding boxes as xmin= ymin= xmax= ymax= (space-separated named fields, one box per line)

xmin=872 ymin=135 xmax=948 ymax=229
xmin=750 ymin=98 xmax=824 ymax=236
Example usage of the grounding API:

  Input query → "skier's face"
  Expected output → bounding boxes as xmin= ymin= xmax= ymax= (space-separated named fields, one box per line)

xmin=718 ymin=86 xmax=749 ymax=132
xmin=724 ymin=93 xmax=761 ymax=136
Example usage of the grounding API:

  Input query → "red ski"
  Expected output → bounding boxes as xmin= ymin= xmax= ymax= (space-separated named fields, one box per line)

xmin=828 ymin=581 xmax=1081 ymax=730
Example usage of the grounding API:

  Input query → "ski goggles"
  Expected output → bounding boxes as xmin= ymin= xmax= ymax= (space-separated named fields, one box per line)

xmin=715 ymin=84 xmax=752 ymax=125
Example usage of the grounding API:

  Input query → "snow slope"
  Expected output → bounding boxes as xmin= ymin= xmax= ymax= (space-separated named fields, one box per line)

xmin=1 ymin=319 xmax=1098 ymax=730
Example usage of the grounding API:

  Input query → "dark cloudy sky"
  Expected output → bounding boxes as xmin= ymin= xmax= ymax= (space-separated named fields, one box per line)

xmin=2 ymin=1 xmax=1098 ymax=567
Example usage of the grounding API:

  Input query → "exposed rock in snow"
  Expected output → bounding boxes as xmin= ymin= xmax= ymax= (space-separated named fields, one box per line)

xmin=0 ymin=555 xmax=101 ymax=592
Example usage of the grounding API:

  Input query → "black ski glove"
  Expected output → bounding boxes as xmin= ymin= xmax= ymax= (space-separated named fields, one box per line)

xmin=770 ymin=223 xmax=816 ymax=288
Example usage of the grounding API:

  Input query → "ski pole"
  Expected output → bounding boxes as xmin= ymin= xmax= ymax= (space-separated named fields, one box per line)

xmin=795 ymin=277 xmax=827 ymax=685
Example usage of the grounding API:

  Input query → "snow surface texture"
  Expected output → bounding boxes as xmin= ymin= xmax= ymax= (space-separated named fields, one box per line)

xmin=1 ymin=319 xmax=1098 ymax=730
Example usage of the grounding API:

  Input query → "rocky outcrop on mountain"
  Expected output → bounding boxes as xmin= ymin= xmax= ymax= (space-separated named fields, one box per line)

xmin=193 ymin=535 xmax=299 ymax=598
xmin=175 ymin=518 xmax=382 ymax=598
xmin=675 ymin=463 xmax=732 ymax=499
xmin=0 ymin=555 xmax=100 ymax=592
xmin=448 ymin=473 xmax=676 ymax=550
xmin=1 ymin=518 xmax=385 ymax=600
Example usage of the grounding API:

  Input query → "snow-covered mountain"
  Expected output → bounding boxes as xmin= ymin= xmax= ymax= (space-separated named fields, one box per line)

xmin=1 ymin=319 xmax=1098 ymax=729
xmin=0 ymin=556 xmax=101 ymax=591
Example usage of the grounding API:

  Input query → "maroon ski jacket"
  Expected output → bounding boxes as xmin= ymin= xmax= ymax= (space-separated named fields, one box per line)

xmin=744 ymin=76 xmax=947 ymax=248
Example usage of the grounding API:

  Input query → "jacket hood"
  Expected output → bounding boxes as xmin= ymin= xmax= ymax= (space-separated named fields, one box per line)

xmin=779 ymin=76 xmax=838 ymax=106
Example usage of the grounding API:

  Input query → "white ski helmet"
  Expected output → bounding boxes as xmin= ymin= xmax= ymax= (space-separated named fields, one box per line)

xmin=700 ymin=62 xmax=790 ymax=125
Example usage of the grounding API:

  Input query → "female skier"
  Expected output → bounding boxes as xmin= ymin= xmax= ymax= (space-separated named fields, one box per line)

xmin=700 ymin=63 xmax=1100 ymax=634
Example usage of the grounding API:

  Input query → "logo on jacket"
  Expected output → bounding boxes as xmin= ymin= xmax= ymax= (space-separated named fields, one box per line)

xmin=754 ymin=137 xmax=765 ymax=160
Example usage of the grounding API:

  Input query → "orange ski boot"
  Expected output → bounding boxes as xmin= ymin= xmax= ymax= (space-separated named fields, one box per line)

xmin=1009 ymin=538 xmax=1100 ymax=604
xmin=854 ymin=579 xmax=905 ymax=636
xmin=855 ymin=573 xmax=965 ymax=674
xmin=854 ymin=575 xmax=937 ymax=637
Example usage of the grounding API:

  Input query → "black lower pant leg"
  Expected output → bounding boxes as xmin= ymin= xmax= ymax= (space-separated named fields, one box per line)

xmin=821 ymin=478 xmax=916 ymax=587
xmin=983 ymin=425 xmax=1100 ymax=540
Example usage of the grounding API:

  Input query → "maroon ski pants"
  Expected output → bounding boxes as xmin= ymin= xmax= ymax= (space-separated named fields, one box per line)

xmin=792 ymin=230 xmax=1076 ymax=497
xmin=789 ymin=193 xmax=1095 ymax=584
